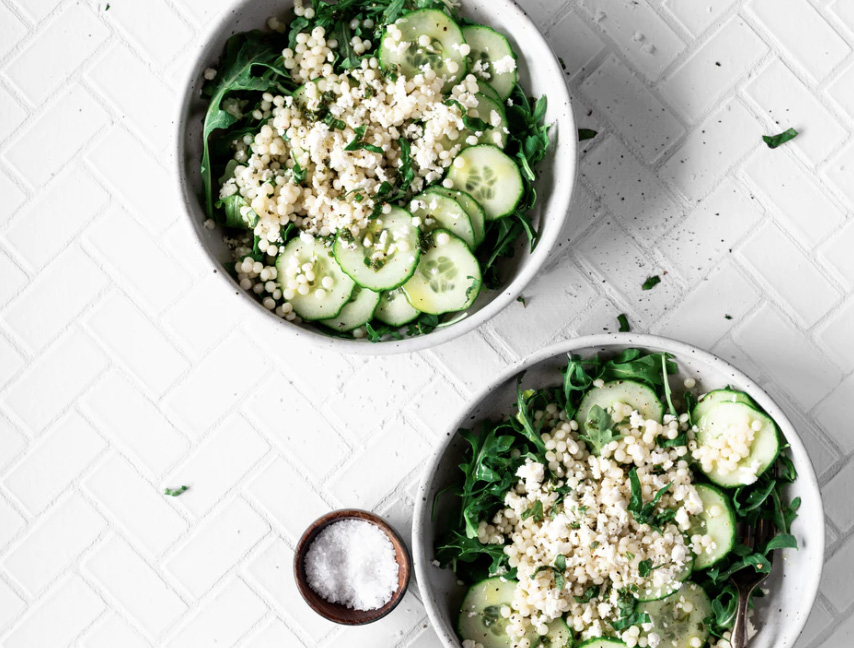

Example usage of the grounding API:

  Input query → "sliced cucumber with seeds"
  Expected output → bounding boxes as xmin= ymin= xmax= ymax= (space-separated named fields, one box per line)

xmin=375 ymin=288 xmax=420 ymax=326
xmin=446 ymin=145 xmax=523 ymax=219
xmin=403 ymin=229 xmax=481 ymax=315
xmin=333 ymin=206 xmax=420 ymax=291
xmin=692 ymin=388 xmax=756 ymax=424
xmin=471 ymin=92 xmax=508 ymax=148
xmin=576 ymin=380 xmax=664 ymax=438
xmin=636 ymin=558 xmax=693 ymax=603
xmin=689 ymin=484 xmax=736 ymax=570
xmin=424 ymin=186 xmax=485 ymax=247
xmin=457 ymin=578 xmax=570 ymax=648
xmin=320 ymin=286 xmax=380 ymax=333
xmin=695 ymin=402 xmax=780 ymax=488
xmin=463 ymin=25 xmax=518 ymax=100
xmin=276 ymin=236 xmax=355 ymax=321
xmin=457 ymin=577 xmax=516 ymax=648
xmin=410 ymin=192 xmax=476 ymax=249
xmin=379 ymin=9 xmax=467 ymax=92
xmin=638 ymin=582 xmax=712 ymax=648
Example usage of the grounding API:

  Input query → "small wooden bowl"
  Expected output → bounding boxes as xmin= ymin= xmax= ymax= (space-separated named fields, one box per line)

xmin=293 ymin=509 xmax=411 ymax=625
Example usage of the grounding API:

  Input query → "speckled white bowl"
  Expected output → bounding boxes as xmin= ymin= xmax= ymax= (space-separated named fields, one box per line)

xmin=175 ymin=0 xmax=576 ymax=355
xmin=413 ymin=333 xmax=824 ymax=648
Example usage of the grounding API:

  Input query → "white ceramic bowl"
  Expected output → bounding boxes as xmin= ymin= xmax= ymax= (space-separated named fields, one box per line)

xmin=413 ymin=333 xmax=824 ymax=648
xmin=174 ymin=0 xmax=577 ymax=355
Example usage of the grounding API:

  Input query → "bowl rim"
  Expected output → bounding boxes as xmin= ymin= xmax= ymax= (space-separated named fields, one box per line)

xmin=411 ymin=332 xmax=825 ymax=648
xmin=172 ymin=0 xmax=578 ymax=355
xmin=293 ymin=508 xmax=412 ymax=625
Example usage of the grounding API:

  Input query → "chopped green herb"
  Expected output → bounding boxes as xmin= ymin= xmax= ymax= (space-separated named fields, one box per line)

xmin=578 ymin=128 xmax=598 ymax=141
xmin=522 ymin=500 xmax=545 ymax=523
xmin=638 ymin=559 xmax=653 ymax=577
xmin=558 ymin=57 xmax=567 ymax=71
xmin=763 ymin=128 xmax=798 ymax=149
xmin=579 ymin=404 xmax=622 ymax=455
xmin=642 ymin=275 xmax=661 ymax=290
xmin=517 ymin=296 xmax=526 ymax=306
xmin=725 ymin=314 xmax=733 ymax=320
xmin=617 ymin=313 xmax=630 ymax=332
xmin=164 ymin=485 xmax=189 ymax=497
xmin=574 ymin=585 xmax=599 ymax=604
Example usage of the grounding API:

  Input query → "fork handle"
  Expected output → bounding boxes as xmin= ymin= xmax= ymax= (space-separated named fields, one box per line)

xmin=731 ymin=586 xmax=752 ymax=648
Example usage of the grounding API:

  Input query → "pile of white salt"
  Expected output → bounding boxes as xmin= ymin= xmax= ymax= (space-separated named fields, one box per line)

xmin=304 ymin=519 xmax=400 ymax=611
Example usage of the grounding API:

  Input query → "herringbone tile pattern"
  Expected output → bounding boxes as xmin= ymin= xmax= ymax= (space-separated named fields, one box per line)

xmin=0 ymin=0 xmax=852 ymax=645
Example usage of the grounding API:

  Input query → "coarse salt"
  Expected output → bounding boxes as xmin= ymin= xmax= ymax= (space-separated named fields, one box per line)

xmin=304 ymin=519 xmax=399 ymax=611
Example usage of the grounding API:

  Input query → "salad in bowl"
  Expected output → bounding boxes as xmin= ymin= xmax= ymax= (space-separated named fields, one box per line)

xmin=414 ymin=336 xmax=823 ymax=648
xmin=178 ymin=0 xmax=575 ymax=350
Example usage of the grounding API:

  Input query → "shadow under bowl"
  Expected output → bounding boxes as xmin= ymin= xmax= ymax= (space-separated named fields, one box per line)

xmin=294 ymin=509 xmax=412 ymax=625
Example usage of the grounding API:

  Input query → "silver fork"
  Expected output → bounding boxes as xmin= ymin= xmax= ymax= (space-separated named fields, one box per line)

xmin=729 ymin=515 xmax=776 ymax=647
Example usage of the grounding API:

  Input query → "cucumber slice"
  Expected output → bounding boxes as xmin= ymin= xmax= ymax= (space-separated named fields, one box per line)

xmin=636 ymin=559 xmax=693 ymax=603
xmin=462 ymin=25 xmax=518 ymax=100
xmin=689 ymin=484 xmax=736 ymax=570
xmin=410 ymin=192 xmax=476 ymax=249
xmin=472 ymin=92 xmax=508 ymax=148
xmin=375 ymin=289 xmax=420 ymax=326
xmin=577 ymin=640 xmax=627 ymax=648
xmin=332 ymin=207 xmax=420 ymax=291
xmin=458 ymin=577 xmax=516 ymax=648
xmin=402 ymin=229 xmax=481 ymax=315
xmin=477 ymin=80 xmax=501 ymax=102
xmin=692 ymin=389 xmax=756 ymax=424
xmin=276 ymin=236 xmax=355 ymax=321
xmin=320 ymin=286 xmax=380 ymax=333
xmin=695 ymin=402 xmax=781 ymax=488
xmin=576 ymin=380 xmax=665 ymax=438
xmin=424 ymin=186 xmax=486 ymax=247
xmin=542 ymin=618 xmax=573 ymax=648
xmin=638 ymin=583 xmax=712 ymax=648
xmin=446 ymin=145 xmax=523 ymax=219
xmin=379 ymin=9 xmax=467 ymax=92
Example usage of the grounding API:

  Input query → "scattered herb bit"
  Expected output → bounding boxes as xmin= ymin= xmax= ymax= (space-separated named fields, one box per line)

xmin=763 ymin=128 xmax=798 ymax=149
xmin=725 ymin=314 xmax=733 ymax=320
xmin=580 ymin=404 xmax=622 ymax=455
xmin=642 ymin=275 xmax=661 ymax=291
xmin=558 ymin=57 xmax=567 ymax=71
xmin=574 ymin=585 xmax=600 ymax=604
xmin=578 ymin=128 xmax=598 ymax=141
xmin=522 ymin=501 xmax=545 ymax=523
xmin=164 ymin=485 xmax=189 ymax=497
xmin=517 ymin=296 xmax=527 ymax=307
xmin=617 ymin=313 xmax=630 ymax=332
xmin=638 ymin=559 xmax=653 ymax=577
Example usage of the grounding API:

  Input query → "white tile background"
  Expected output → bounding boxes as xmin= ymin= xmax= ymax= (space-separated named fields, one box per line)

xmin=0 ymin=0 xmax=852 ymax=645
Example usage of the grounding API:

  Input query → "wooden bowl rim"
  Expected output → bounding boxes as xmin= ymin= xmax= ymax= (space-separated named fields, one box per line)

xmin=293 ymin=508 xmax=412 ymax=625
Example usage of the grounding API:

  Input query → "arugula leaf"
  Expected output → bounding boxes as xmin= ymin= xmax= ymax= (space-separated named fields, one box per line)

xmin=764 ymin=533 xmax=797 ymax=552
xmin=628 ymin=467 xmax=673 ymax=529
xmin=661 ymin=354 xmax=677 ymax=418
xmin=642 ymin=275 xmax=661 ymax=290
xmin=580 ymin=405 xmax=622 ymax=455
xmin=515 ymin=378 xmax=548 ymax=457
xmin=618 ymin=313 xmax=630 ymax=332
xmin=201 ymin=32 xmax=293 ymax=219
xmin=599 ymin=349 xmax=676 ymax=391
xmin=763 ymin=128 xmax=798 ymax=149
xmin=164 ymin=485 xmax=189 ymax=497
xmin=612 ymin=611 xmax=650 ymax=632
xmin=578 ymin=128 xmax=598 ymax=141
